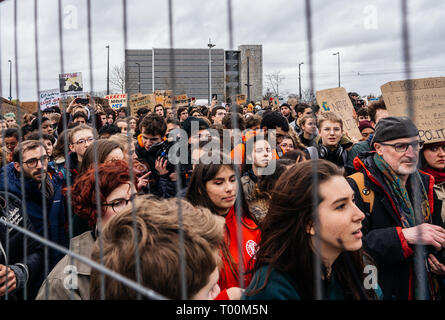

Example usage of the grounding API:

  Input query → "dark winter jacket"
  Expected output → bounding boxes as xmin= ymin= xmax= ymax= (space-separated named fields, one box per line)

xmin=0 ymin=163 xmax=69 ymax=270
xmin=0 ymin=191 xmax=44 ymax=300
xmin=135 ymin=142 xmax=178 ymax=198
xmin=345 ymin=133 xmax=373 ymax=175
xmin=347 ymin=152 xmax=443 ymax=300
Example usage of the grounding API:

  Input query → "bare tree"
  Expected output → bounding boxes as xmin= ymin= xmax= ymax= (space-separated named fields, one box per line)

xmin=265 ymin=71 xmax=285 ymax=97
xmin=110 ymin=63 xmax=137 ymax=93
xmin=301 ymin=88 xmax=316 ymax=104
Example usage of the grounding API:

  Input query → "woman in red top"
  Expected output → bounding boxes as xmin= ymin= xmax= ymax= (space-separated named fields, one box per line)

xmin=186 ymin=152 xmax=261 ymax=300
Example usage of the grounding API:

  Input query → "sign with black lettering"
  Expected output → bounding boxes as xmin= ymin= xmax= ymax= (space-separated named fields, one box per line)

xmin=381 ymin=77 xmax=445 ymax=143
xmin=316 ymin=87 xmax=362 ymax=141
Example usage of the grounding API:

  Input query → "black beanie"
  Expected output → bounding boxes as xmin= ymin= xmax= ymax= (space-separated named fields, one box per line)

xmin=371 ymin=116 xmax=418 ymax=146
xmin=181 ymin=116 xmax=210 ymax=138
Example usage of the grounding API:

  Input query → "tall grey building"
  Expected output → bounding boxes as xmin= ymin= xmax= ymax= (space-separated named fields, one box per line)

xmin=239 ymin=45 xmax=263 ymax=103
xmin=125 ymin=45 xmax=262 ymax=103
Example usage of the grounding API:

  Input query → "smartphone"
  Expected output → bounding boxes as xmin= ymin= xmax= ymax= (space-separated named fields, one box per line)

xmin=75 ymin=98 xmax=90 ymax=105
xmin=212 ymin=94 xmax=217 ymax=100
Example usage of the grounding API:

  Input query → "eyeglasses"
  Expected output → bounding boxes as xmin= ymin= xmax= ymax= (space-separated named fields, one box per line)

xmin=103 ymin=195 xmax=135 ymax=213
xmin=73 ymin=137 xmax=94 ymax=145
xmin=379 ymin=140 xmax=424 ymax=152
xmin=23 ymin=155 xmax=49 ymax=168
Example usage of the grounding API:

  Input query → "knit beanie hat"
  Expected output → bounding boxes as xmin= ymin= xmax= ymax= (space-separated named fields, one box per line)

xmin=371 ymin=116 xmax=418 ymax=146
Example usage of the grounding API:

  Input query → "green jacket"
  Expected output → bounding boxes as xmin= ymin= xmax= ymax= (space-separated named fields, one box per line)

xmin=242 ymin=265 xmax=382 ymax=300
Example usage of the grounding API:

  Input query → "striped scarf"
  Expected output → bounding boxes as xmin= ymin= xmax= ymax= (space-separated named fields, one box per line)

xmin=373 ymin=153 xmax=431 ymax=227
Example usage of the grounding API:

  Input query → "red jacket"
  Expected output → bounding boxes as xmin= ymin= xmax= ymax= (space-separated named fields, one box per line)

xmin=217 ymin=206 xmax=261 ymax=293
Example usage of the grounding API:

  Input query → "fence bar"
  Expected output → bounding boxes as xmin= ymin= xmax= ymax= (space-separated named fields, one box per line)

xmin=122 ymin=0 xmax=143 ymax=300
xmin=0 ymin=218 xmax=167 ymax=300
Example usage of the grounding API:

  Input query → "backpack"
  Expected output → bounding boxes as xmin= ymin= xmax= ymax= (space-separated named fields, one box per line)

xmin=349 ymin=172 xmax=375 ymax=213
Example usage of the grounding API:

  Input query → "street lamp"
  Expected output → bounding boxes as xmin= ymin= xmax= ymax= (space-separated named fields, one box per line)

xmin=106 ymin=45 xmax=110 ymax=95
xmin=332 ymin=52 xmax=340 ymax=88
xmin=8 ymin=59 xmax=12 ymax=101
xmin=298 ymin=62 xmax=304 ymax=101
xmin=207 ymin=38 xmax=215 ymax=104
xmin=135 ymin=62 xmax=141 ymax=93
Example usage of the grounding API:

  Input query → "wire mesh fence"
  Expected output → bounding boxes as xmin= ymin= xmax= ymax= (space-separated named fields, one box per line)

xmin=0 ymin=0 xmax=442 ymax=303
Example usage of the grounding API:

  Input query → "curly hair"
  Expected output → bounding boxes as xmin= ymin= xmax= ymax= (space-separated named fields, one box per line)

xmin=70 ymin=160 xmax=131 ymax=228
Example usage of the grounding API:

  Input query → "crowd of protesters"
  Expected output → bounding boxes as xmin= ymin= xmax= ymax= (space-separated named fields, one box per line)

xmin=0 ymin=91 xmax=445 ymax=301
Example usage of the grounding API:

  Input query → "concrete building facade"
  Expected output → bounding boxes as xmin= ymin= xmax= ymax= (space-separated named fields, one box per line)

xmin=125 ymin=45 xmax=262 ymax=103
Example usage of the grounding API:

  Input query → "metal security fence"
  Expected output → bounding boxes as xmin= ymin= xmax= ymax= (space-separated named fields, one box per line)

xmin=0 ymin=0 xmax=432 ymax=301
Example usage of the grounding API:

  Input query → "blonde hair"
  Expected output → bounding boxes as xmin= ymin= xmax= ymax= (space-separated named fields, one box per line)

xmin=317 ymin=111 xmax=343 ymax=130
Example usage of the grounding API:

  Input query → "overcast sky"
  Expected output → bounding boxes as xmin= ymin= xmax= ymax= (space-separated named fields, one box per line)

xmin=1 ymin=0 xmax=444 ymax=101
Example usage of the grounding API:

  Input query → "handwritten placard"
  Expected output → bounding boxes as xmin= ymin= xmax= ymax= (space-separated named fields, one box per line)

xmin=381 ymin=77 xmax=445 ymax=143
xmin=316 ymin=87 xmax=361 ymax=141
xmin=39 ymin=89 xmax=61 ymax=110
xmin=130 ymin=94 xmax=156 ymax=116
xmin=105 ymin=93 xmax=128 ymax=109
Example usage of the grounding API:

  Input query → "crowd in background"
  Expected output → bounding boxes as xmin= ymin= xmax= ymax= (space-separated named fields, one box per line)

xmin=1 ymin=91 xmax=445 ymax=300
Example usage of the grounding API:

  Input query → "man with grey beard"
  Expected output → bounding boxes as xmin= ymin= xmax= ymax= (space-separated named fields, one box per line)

xmin=347 ymin=116 xmax=445 ymax=300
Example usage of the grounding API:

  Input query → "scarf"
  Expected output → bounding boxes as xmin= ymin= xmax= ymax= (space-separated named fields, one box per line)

xmin=423 ymin=166 xmax=445 ymax=185
xmin=373 ymin=153 xmax=431 ymax=228
xmin=374 ymin=153 xmax=438 ymax=299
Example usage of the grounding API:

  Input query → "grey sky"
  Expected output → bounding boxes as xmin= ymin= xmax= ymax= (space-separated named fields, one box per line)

xmin=1 ymin=0 xmax=444 ymax=101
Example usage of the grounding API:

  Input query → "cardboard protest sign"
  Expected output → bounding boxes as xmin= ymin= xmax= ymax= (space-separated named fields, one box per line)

xmin=262 ymin=100 xmax=270 ymax=108
xmin=59 ymin=72 xmax=83 ymax=98
xmin=104 ymin=93 xmax=128 ymax=109
xmin=154 ymin=90 xmax=173 ymax=107
xmin=174 ymin=94 xmax=188 ymax=107
xmin=287 ymin=97 xmax=298 ymax=108
xmin=130 ymin=94 xmax=156 ymax=116
xmin=236 ymin=94 xmax=247 ymax=105
xmin=381 ymin=77 xmax=445 ymax=143
xmin=39 ymin=89 xmax=61 ymax=110
xmin=272 ymin=97 xmax=280 ymax=110
xmin=316 ymin=87 xmax=362 ymax=141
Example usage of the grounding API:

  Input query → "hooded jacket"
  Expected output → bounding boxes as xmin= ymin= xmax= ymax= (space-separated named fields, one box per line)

xmin=0 ymin=191 xmax=44 ymax=300
xmin=0 ymin=163 xmax=68 ymax=270
xmin=347 ymin=152 xmax=443 ymax=300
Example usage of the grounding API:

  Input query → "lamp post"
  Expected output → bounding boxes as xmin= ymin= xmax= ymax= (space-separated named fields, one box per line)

xmin=298 ymin=62 xmax=304 ymax=101
xmin=332 ymin=52 xmax=340 ymax=87
xmin=244 ymin=56 xmax=252 ymax=102
xmin=207 ymin=38 xmax=215 ymax=104
xmin=8 ymin=59 xmax=12 ymax=101
xmin=135 ymin=62 xmax=141 ymax=93
xmin=106 ymin=45 xmax=110 ymax=95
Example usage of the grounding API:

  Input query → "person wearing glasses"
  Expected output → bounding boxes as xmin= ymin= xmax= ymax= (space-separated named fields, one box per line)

xmin=347 ymin=116 xmax=445 ymax=300
xmin=36 ymin=160 xmax=136 ymax=300
xmin=0 ymin=140 xmax=68 ymax=270
xmin=63 ymin=124 xmax=96 ymax=182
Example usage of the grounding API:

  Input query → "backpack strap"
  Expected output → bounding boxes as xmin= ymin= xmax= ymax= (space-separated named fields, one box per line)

xmin=349 ymin=172 xmax=375 ymax=213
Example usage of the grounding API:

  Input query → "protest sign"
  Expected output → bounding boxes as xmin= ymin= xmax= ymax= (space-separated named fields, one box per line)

xmin=381 ymin=77 xmax=445 ymax=143
xmin=39 ymin=89 xmax=61 ymax=110
xmin=262 ymin=100 xmax=270 ymax=108
xmin=174 ymin=94 xmax=188 ymax=107
xmin=104 ymin=93 xmax=128 ymax=109
xmin=287 ymin=97 xmax=298 ymax=108
xmin=236 ymin=94 xmax=247 ymax=105
xmin=59 ymin=72 xmax=84 ymax=98
xmin=154 ymin=90 xmax=173 ymax=107
xmin=316 ymin=87 xmax=362 ymax=141
xmin=130 ymin=94 xmax=156 ymax=116
xmin=272 ymin=97 xmax=280 ymax=110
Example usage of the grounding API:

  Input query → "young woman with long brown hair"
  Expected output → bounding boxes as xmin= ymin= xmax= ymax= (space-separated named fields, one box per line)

xmin=243 ymin=160 xmax=381 ymax=300
xmin=185 ymin=152 xmax=261 ymax=300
